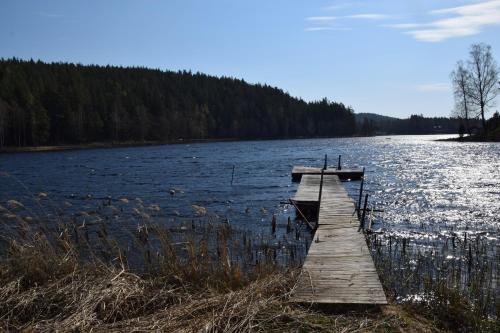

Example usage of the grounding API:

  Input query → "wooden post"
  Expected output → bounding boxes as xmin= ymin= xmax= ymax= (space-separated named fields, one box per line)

xmin=337 ymin=155 xmax=342 ymax=170
xmin=358 ymin=193 xmax=369 ymax=232
xmin=367 ymin=207 xmax=374 ymax=230
xmin=323 ymin=154 xmax=327 ymax=170
xmin=317 ymin=170 xmax=324 ymax=228
xmin=230 ymin=165 xmax=235 ymax=185
xmin=357 ymin=175 xmax=364 ymax=218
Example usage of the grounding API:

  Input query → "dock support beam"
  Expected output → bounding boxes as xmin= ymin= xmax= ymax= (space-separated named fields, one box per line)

xmin=358 ymin=193 xmax=369 ymax=231
xmin=337 ymin=155 xmax=342 ymax=170
xmin=357 ymin=175 xmax=364 ymax=218
xmin=317 ymin=170 xmax=324 ymax=228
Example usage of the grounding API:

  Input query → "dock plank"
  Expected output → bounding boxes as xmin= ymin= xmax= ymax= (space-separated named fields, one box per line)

xmin=292 ymin=166 xmax=364 ymax=182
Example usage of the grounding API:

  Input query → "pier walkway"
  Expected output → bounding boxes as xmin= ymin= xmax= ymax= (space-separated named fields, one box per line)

xmin=291 ymin=173 xmax=387 ymax=305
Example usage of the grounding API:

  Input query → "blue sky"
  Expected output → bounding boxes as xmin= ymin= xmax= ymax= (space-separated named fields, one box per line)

xmin=1 ymin=0 xmax=499 ymax=118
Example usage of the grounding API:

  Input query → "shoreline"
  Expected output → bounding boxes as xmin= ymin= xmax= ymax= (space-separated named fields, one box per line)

xmin=436 ymin=135 xmax=500 ymax=142
xmin=0 ymin=133 xmax=461 ymax=154
xmin=0 ymin=138 xmax=242 ymax=154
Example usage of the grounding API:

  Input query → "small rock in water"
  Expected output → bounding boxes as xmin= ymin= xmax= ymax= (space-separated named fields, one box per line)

xmin=38 ymin=192 xmax=48 ymax=198
xmin=260 ymin=207 xmax=267 ymax=214
xmin=7 ymin=200 xmax=24 ymax=209
xmin=170 ymin=189 xmax=176 ymax=195
xmin=119 ymin=198 xmax=129 ymax=204
xmin=133 ymin=208 xmax=150 ymax=219
xmin=148 ymin=204 xmax=161 ymax=212
xmin=191 ymin=204 xmax=207 ymax=216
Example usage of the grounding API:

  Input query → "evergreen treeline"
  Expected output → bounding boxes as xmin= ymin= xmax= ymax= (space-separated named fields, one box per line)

xmin=0 ymin=59 xmax=356 ymax=147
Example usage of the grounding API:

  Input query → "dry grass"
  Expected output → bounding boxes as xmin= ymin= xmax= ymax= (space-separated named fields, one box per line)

xmin=0 ymin=197 xmax=490 ymax=332
xmin=0 ymin=231 xmax=431 ymax=333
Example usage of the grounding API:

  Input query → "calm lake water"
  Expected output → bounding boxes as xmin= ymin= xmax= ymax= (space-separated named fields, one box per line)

xmin=1 ymin=135 xmax=499 ymax=241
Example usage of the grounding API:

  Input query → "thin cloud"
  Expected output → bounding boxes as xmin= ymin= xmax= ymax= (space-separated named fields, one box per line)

xmin=387 ymin=0 xmax=500 ymax=42
xmin=416 ymin=83 xmax=450 ymax=92
xmin=346 ymin=14 xmax=389 ymax=20
xmin=431 ymin=0 xmax=500 ymax=15
xmin=305 ymin=27 xmax=351 ymax=32
xmin=306 ymin=4 xmax=391 ymax=34
xmin=306 ymin=16 xmax=337 ymax=22
xmin=38 ymin=12 xmax=64 ymax=18
xmin=323 ymin=2 xmax=359 ymax=11
xmin=385 ymin=23 xmax=421 ymax=29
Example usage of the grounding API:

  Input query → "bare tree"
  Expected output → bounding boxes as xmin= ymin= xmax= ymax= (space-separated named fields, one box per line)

xmin=451 ymin=60 xmax=475 ymax=135
xmin=467 ymin=43 xmax=499 ymax=136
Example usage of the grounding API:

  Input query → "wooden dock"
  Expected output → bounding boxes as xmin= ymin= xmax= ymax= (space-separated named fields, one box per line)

xmin=291 ymin=173 xmax=387 ymax=305
xmin=291 ymin=166 xmax=364 ymax=182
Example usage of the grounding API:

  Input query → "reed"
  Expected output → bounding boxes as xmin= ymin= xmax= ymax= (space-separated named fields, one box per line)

xmin=367 ymin=231 xmax=500 ymax=331
xmin=0 ymin=198 xmax=300 ymax=331
xmin=1 ymin=196 xmax=497 ymax=331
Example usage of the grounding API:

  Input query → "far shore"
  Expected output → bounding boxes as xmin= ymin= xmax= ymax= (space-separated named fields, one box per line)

xmin=436 ymin=135 xmax=500 ymax=142
xmin=1 ymin=133 xmax=465 ymax=154
xmin=0 ymin=136 xmax=354 ymax=154
xmin=0 ymin=138 xmax=242 ymax=154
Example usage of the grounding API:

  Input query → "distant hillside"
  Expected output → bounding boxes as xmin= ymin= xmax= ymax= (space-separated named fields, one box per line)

xmin=0 ymin=59 xmax=355 ymax=147
xmin=355 ymin=113 xmax=399 ymax=124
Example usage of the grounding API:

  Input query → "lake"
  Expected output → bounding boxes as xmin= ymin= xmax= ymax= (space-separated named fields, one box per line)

xmin=2 ymin=134 xmax=500 ymax=303
xmin=2 ymin=135 xmax=499 ymax=238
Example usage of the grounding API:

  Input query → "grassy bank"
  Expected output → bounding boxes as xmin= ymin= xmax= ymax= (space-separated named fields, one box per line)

xmin=0 ymin=197 xmax=499 ymax=332
xmin=0 ymin=257 xmax=439 ymax=332
xmin=0 ymin=225 xmax=437 ymax=332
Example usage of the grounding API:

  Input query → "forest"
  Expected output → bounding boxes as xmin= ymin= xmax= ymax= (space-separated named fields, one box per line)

xmin=356 ymin=113 xmax=474 ymax=136
xmin=0 ymin=59 xmax=356 ymax=147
